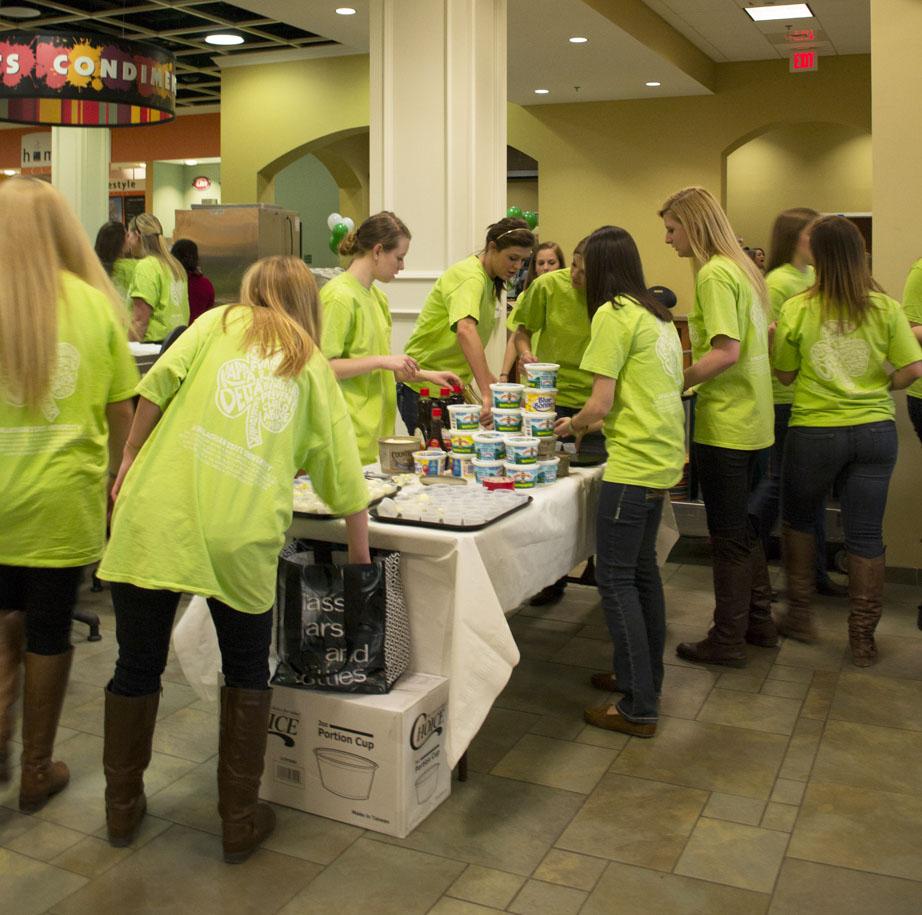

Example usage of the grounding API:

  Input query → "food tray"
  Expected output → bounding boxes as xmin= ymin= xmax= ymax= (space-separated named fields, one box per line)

xmin=370 ymin=495 xmax=532 ymax=532
xmin=293 ymin=484 xmax=399 ymax=520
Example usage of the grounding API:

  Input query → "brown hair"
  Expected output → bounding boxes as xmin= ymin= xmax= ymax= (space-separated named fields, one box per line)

xmin=223 ymin=256 xmax=319 ymax=379
xmin=766 ymin=207 xmax=819 ymax=272
xmin=807 ymin=215 xmax=883 ymax=331
xmin=484 ymin=217 xmax=535 ymax=253
xmin=524 ymin=241 xmax=566 ymax=289
xmin=129 ymin=212 xmax=186 ymax=282
xmin=339 ymin=211 xmax=410 ymax=258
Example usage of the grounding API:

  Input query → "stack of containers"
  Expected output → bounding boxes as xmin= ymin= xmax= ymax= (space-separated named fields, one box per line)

xmin=446 ymin=404 xmax=479 ymax=479
xmin=522 ymin=363 xmax=562 ymax=485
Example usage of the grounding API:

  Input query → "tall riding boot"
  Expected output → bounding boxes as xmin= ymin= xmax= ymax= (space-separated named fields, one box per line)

xmin=847 ymin=553 xmax=886 ymax=668
xmin=104 ymin=687 xmax=160 ymax=847
xmin=777 ymin=526 xmax=818 ymax=643
xmin=746 ymin=540 xmax=779 ymax=647
xmin=0 ymin=611 xmax=25 ymax=784
xmin=677 ymin=536 xmax=750 ymax=668
xmin=19 ymin=649 xmax=73 ymax=813
xmin=217 ymin=687 xmax=276 ymax=864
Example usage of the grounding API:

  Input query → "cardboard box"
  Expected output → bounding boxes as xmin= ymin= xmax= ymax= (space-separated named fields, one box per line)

xmin=261 ymin=673 xmax=451 ymax=838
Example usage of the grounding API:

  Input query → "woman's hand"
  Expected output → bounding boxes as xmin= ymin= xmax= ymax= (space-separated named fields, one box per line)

xmin=420 ymin=370 xmax=463 ymax=389
xmin=479 ymin=397 xmax=493 ymax=429
xmin=380 ymin=354 xmax=419 ymax=379
xmin=519 ymin=350 xmax=538 ymax=366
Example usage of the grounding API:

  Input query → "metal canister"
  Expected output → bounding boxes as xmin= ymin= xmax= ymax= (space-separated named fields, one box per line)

xmin=378 ymin=436 xmax=420 ymax=474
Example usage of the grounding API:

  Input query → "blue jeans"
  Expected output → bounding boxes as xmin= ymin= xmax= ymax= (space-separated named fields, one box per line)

xmin=595 ymin=481 xmax=666 ymax=723
xmin=750 ymin=403 xmax=834 ymax=584
xmin=782 ymin=421 xmax=898 ymax=559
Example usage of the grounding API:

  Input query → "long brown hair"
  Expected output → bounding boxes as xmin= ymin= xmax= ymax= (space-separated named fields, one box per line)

xmin=339 ymin=211 xmax=410 ymax=258
xmin=129 ymin=212 xmax=186 ymax=282
xmin=223 ymin=256 xmax=319 ymax=379
xmin=766 ymin=207 xmax=819 ymax=272
xmin=659 ymin=186 xmax=768 ymax=307
xmin=0 ymin=177 xmax=123 ymax=411
xmin=524 ymin=241 xmax=566 ymax=289
xmin=482 ymin=217 xmax=536 ymax=297
xmin=808 ymin=215 xmax=883 ymax=331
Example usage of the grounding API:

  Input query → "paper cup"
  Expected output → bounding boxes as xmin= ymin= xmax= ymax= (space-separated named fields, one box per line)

xmin=447 ymin=403 xmax=480 ymax=430
xmin=504 ymin=435 xmax=540 ymax=465
xmin=524 ymin=387 xmax=558 ymax=413
xmin=490 ymin=382 xmax=524 ymax=410
xmin=524 ymin=362 xmax=560 ymax=389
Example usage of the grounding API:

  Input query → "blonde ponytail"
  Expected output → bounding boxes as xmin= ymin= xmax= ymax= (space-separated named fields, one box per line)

xmin=129 ymin=212 xmax=187 ymax=283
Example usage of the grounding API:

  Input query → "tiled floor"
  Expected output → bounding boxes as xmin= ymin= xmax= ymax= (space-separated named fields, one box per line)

xmin=3 ymin=545 xmax=922 ymax=914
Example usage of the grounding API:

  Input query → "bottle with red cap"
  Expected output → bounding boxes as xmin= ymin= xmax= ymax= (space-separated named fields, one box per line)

xmin=428 ymin=406 xmax=448 ymax=454
xmin=417 ymin=387 xmax=431 ymax=444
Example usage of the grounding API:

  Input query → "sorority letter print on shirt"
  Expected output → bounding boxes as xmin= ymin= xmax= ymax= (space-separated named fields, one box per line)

xmin=657 ymin=321 xmax=683 ymax=383
xmin=811 ymin=321 xmax=870 ymax=393
xmin=5 ymin=342 xmax=80 ymax=422
xmin=215 ymin=352 xmax=299 ymax=449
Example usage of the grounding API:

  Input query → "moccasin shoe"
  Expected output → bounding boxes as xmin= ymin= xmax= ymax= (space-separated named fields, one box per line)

xmin=583 ymin=705 xmax=656 ymax=738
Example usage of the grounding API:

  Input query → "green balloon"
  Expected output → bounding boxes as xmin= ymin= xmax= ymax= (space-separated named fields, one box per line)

xmin=332 ymin=221 xmax=349 ymax=241
xmin=329 ymin=233 xmax=341 ymax=254
xmin=524 ymin=210 xmax=538 ymax=230
xmin=506 ymin=205 xmax=523 ymax=219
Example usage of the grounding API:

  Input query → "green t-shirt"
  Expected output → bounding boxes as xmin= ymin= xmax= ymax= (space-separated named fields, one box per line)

xmin=901 ymin=258 xmax=922 ymax=400
xmin=404 ymin=255 xmax=497 ymax=391
xmin=129 ymin=255 xmax=190 ymax=343
xmin=99 ymin=306 xmax=369 ymax=613
xmin=688 ymin=255 xmax=774 ymax=450
xmin=765 ymin=263 xmax=815 ymax=406
xmin=774 ymin=291 xmax=922 ymax=428
xmin=0 ymin=271 xmax=139 ymax=567
xmin=508 ymin=268 xmax=593 ymax=408
xmin=580 ymin=297 xmax=686 ymax=489
xmin=111 ymin=258 xmax=137 ymax=319
xmin=321 ymin=271 xmax=396 ymax=465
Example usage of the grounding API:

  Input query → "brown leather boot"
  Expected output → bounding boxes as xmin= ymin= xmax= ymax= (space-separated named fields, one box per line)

xmin=777 ymin=526 xmax=818 ymax=643
xmin=104 ymin=687 xmax=160 ymax=847
xmin=19 ymin=649 xmax=73 ymax=813
xmin=746 ymin=541 xmax=779 ymax=647
xmin=217 ymin=687 xmax=276 ymax=864
xmin=847 ymin=553 xmax=886 ymax=667
xmin=0 ymin=611 xmax=25 ymax=784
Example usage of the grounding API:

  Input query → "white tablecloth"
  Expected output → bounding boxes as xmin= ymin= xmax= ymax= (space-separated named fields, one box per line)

xmin=288 ymin=467 xmax=678 ymax=767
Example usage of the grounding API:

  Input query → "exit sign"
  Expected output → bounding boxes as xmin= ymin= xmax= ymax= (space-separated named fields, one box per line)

xmin=790 ymin=50 xmax=818 ymax=72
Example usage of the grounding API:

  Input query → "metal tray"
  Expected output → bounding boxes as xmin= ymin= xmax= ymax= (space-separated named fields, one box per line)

xmin=370 ymin=495 xmax=532 ymax=532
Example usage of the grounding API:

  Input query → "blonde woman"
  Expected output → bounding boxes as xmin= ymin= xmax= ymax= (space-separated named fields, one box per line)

xmin=660 ymin=187 xmax=775 ymax=668
xmin=99 ymin=256 xmax=370 ymax=863
xmin=127 ymin=213 xmax=189 ymax=343
xmin=0 ymin=178 xmax=137 ymax=808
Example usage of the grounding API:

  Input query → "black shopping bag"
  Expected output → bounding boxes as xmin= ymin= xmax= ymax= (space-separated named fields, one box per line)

xmin=274 ymin=541 xmax=410 ymax=693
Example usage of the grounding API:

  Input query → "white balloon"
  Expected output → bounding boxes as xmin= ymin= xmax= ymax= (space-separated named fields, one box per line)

xmin=342 ymin=216 xmax=355 ymax=232
xmin=327 ymin=212 xmax=342 ymax=230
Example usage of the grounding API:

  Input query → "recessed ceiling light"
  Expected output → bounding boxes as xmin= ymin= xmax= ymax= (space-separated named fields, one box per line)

xmin=204 ymin=33 xmax=245 ymax=46
xmin=744 ymin=4 xmax=813 ymax=22
xmin=534 ymin=88 xmax=550 ymax=95
xmin=335 ymin=6 xmax=357 ymax=13
xmin=569 ymin=36 xmax=588 ymax=44
xmin=645 ymin=81 xmax=661 ymax=87
xmin=185 ymin=159 xmax=199 ymax=166
xmin=0 ymin=6 xmax=41 ymax=18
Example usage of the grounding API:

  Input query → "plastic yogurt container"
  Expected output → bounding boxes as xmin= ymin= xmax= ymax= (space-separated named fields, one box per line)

xmin=538 ymin=456 xmax=561 ymax=484
xmin=524 ymin=362 xmax=560 ymax=389
xmin=413 ymin=449 xmax=445 ymax=476
xmin=524 ymin=387 xmax=558 ymax=413
xmin=504 ymin=460 xmax=541 ymax=489
xmin=451 ymin=453 xmax=475 ymax=479
xmin=493 ymin=408 xmax=523 ymax=434
xmin=448 ymin=403 xmax=480 ymax=430
xmin=448 ymin=428 xmax=475 ymax=454
xmin=490 ymin=382 xmax=524 ymax=410
xmin=504 ymin=435 xmax=540 ymax=465
xmin=473 ymin=431 xmax=506 ymax=460
xmin=472 ymin=457 xmax=505 ymax=483
xmin=522 ymin=409 xmax=556 ymax=438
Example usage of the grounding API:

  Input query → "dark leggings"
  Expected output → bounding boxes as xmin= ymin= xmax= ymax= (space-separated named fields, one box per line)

xmin=909 ymin=396 xmax=922 ymax=445
xmin=0 ymin=564 xmax=84 ymax=655
xmin=109 ymin=582 xmax=272 ymax=696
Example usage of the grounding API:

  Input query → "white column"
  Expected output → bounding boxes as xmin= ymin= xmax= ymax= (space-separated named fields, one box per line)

xmin=370 ymin=0 xmax=507 ymax=364
xmin=51 ymin=127 xmax=111 ymax=243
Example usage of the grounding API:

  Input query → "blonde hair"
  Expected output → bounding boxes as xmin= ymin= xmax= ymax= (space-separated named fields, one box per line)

xmin=223 ymin=256 xmax=318 ymax=380
xmin=659 ymin=186 xmax=768 ymax=307
xmin=129 ymin=212 xmax=186 ymax=282
xmin=0 ymin=177 xmax=124 ymax=411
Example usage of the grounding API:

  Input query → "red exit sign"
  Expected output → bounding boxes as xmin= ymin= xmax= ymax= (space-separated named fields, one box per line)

xmin=790 ymin=50 xmax=818 ymax=72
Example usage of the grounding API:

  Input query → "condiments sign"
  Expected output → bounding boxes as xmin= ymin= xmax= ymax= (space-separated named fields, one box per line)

xmin=0 ymin=30 xmax=176 ymax=127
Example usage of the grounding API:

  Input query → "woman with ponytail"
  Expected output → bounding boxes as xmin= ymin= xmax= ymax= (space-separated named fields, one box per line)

xmin=322 ymin=212 xmax=460 ymax=463
xmin=98 ymin=256 xmax=370 ymax=862
xmin=127 ymin=213 xmax=189 ymax=343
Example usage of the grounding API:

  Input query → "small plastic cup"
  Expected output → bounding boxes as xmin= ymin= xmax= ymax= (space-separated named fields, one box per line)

xmin=504 ymin=435 xmax=540 ymax=465
xmin=503 ymin=460 xmax=542 ymax=489
xmin=490 ymin=382 xmax=524 ymax=410
xmin=523 ymin=362 xmax=560 ymax=390
xmin=524 ymin=387 xmax=558 ymax=413
xmin=493 ymin=408 xmax=522 ymax=434
xmin=447 ymin=403 xmax=480 ymax=430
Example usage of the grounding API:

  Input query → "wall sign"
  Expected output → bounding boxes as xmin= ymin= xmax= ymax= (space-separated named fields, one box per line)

xmin=790 ymin=50 xmax=818 ymax=72
xmin=20 ymin=130 xmax=51 ymax=165
xmin=0 ymin=30 xmax=176 ymax=127
xmin=192 ymin=175 xmax=212 ymax=191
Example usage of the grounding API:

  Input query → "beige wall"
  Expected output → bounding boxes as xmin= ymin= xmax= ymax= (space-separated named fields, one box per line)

xmin=726 ymin=123 xmax=871 ymax=252
xmin=507 ymin=178 xmax=538 ymax=215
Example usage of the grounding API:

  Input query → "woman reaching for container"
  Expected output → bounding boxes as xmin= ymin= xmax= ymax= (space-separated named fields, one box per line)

xmin=553 ymin=226 xmax=685 ymax=738
xmin=98 ymin=256 xmax=371 ymax=862
xmin=127 ymin=212 xmax=189 ymax=343
xmin=399 ymin=218 xmax=536 ymax=430
xmin=660 ymin=186 xmax=776 ymax=668
xmin=773 ymin=216 xmax=921 ymax=663
xmin=0 ymin=178 xmax=137 ymax=807
xmin=322 ymin=212 xmax=461 ymax=464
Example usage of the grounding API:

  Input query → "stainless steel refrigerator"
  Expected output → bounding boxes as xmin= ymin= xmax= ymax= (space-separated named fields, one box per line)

xmin=173 ymin=204 xmax=302 ymax=305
